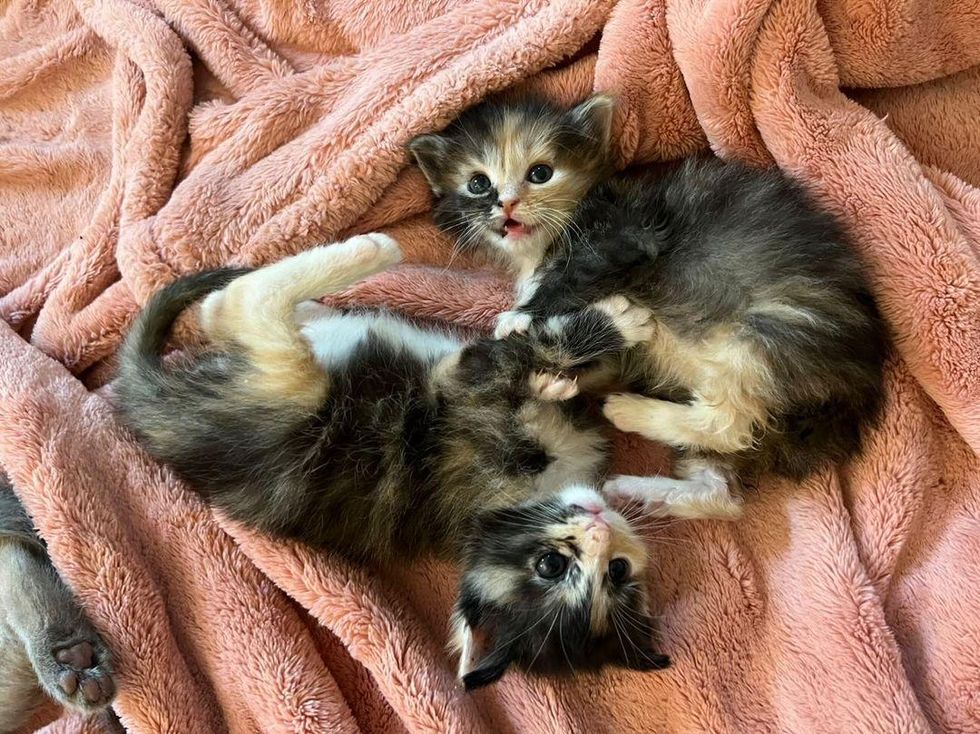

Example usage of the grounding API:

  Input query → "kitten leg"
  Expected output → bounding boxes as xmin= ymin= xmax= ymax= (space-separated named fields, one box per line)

xmin=603 ymin=467 xmax=743 ymax=520
xmin=0 ymin=542 xmax=116 ymax=716
xmin=0 ymin=483 xmax=115 ymax=717
xmin=0 ymin=629 xmax=43 ymax=734
xmin=528 ymin=372 xmax=579 ymax=402
xmin=494 ymin=310 xmax=533 ymax=339
xmin=603 ymin=393 xmax=757 ymax=454
xmin=530 ymin=295 xmax=653 ymax=370
xmin=199 ymin=233 xmax=402 ymax=407
xmin=494 ymin=272 xmax=542 ymax=338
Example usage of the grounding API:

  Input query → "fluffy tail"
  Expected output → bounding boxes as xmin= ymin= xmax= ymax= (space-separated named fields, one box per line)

xmin=116 ymin=267 xmax=250 ymax=393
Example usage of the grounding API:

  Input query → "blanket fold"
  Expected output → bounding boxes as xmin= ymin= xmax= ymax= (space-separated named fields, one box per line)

xmin=2 ymin=0 xmax=979 ymax=731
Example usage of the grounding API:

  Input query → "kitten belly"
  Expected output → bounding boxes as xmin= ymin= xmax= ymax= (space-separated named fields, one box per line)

xmin=626 ymin=319 xmax=774 ymax=454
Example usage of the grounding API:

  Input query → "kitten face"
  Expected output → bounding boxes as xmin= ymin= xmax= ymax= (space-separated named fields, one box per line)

xmin=452 ymin=486 xmax=668 ymax=690
xmin=410 ymin=95 xmax=614 ymax=276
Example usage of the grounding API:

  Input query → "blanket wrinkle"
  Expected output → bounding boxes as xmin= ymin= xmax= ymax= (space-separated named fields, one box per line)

xmin=3 ymin=0 xmax=980 ymax=731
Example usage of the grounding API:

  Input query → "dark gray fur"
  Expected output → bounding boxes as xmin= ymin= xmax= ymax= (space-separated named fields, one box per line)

xmin=518 ymin=157 xmax=888 ymax=478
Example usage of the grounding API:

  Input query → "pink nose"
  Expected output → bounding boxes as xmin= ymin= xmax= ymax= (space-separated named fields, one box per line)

xmin=583 ymin=524 xmax=610 ymax=555
xmin=499 ymin=198 xmax=519 ymax=216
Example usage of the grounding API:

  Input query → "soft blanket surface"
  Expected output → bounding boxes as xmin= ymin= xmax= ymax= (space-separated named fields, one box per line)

xmin=2 ymin=0 xmax=980 ymax=732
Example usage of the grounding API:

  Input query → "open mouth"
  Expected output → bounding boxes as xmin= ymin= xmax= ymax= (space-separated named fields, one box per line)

xmin=501 ymin=218 xmax=531 ymax=238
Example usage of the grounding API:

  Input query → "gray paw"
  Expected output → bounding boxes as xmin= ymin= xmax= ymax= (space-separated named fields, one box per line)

xmin=34 ymin=631 xmax=115 ymax=713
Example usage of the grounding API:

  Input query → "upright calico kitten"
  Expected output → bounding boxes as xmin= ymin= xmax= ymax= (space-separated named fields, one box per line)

xmin=409 ymin=94 xmax=613 ymax=280
xmin=501 ymin=159 xmax=888 ymax=518
xmin=0 ymin=476 xmax=115 ymax=732
xmin=114 ymin=234 xmax=669 ymax=689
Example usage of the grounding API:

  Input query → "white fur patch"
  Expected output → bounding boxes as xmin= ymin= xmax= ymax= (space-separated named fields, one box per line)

xmin=300 ymin=310 xmax=460 ymax=370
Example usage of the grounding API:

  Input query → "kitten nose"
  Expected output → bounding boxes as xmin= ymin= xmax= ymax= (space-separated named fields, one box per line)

xmin=498 ymin=197 xmax=520 ymax=216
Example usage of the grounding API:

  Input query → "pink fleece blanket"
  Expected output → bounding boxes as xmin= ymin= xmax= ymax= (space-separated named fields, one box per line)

xmin=2 ymin=0 xmax=980 ymax=732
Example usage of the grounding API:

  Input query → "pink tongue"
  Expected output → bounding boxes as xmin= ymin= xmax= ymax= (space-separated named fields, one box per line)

xmin=504 ymin=219 xmax=526 ymax=237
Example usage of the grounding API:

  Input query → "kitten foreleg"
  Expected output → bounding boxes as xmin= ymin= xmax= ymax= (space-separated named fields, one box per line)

xmin=529 ymin=295 xmax=653 ymax=370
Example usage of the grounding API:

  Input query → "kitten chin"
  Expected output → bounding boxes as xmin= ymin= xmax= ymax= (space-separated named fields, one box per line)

xmin=451 ymin=486 xmax=668 ymax=690
xmin=409 ymin=94 xmax=615 ymax=277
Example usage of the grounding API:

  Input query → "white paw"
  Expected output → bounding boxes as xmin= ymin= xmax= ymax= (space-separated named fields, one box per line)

xmin=686 ymin=468 xmax=743 ymax=518
xmin=341 ymin=232 xmax=403 ymax=269
xmin=594 ymin=295 xmax=654 ymax=346
xmin=602 ymin=393 xmax=653 ymax=434
xmin=602 ymin=476 xmax=671 ymax=516
xmin=529 ymin=372 xmax=580 ymax=401
xmin=494 ymin=310 xmax=532 ymax=339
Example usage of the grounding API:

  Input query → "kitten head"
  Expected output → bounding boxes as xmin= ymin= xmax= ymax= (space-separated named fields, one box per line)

xmin=451 ymin=485 xmax=668 ymax=690
xmin=409 ymin=95 xmax=615 ymax=275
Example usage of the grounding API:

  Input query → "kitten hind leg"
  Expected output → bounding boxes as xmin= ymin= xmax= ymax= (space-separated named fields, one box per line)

xmin=603 ymin=393 xmax=757 ymax=454
xmin=0 ymin=482 xmax=115 ymax=717
xmin=604 ymin=459 xmax=743 ymax=520
xmin=0 ymin=631 xmax=43 ymax=734
xmin=0 ymin=541 xmax=116 ymax=716
xmin=200 ymin=233 xmax=402 ymax=407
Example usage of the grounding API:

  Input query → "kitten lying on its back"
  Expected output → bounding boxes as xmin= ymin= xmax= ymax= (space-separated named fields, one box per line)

xmin=412 ymin=98 xmax=887 ymax=518
xmin=114 ymin=234 xmax=669 ymax=689
xmin=510 ymin=159 xmax=888 ymax=517
xmin=0 ymin=476 xmax=115 ymax=732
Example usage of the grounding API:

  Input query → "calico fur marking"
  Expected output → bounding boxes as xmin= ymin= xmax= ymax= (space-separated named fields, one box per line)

xmin=199 ymin=233 xmax=402 ymax=409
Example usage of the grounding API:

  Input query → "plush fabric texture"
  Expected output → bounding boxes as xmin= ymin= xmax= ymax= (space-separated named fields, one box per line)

xmin=2 ymin=0 xmax=980 ymax=731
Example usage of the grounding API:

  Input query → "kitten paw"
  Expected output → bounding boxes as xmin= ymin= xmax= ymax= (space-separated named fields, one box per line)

xmin=603 ymin=393 xmax=654 ymax=435
xmin=341 ymin=232 xmax=403 ymax=269
xmin=35 ymin=633 xmax=115 ymax=713
xmin=494 ymin=310 xmax=532 ymax=339
xmin=593 ymin=296 xmax=654 ymax=347
xmin=529 ymin=372 xmax=579 ymax=401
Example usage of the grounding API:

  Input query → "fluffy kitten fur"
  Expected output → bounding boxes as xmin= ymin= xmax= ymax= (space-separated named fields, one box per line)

xmin=0 ymin=475 xmax=115 ymax=732
xmin=113 ymin=234 xmax=669 ymax=689
xmin=409 ymin=95 xmax=613 ymax=279
xmin=412 ymin=97 xmax=886 ymax=519
xmin=513 ymin=160 xmax=888 ymax=517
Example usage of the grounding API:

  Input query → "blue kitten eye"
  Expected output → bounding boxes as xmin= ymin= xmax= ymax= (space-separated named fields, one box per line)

xmin=536 ymin=552 xmax=569 ymax=579
xmin=527 ymin=164 xmax=553 ymax=184
xmin=608 ymin=558 xmax=631 ymax=584
xmin=468 ymin=173 xmax=492 ymax=195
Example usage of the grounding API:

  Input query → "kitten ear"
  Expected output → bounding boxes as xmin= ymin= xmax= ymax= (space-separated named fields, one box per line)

xmin=462 ymin=644 xmax=516 ymax=691
xmin=450 ymin=605 xmax=515 ymax=690
xmin=610 ymin=610 xmax=671 ymax=672
xmin=564 ymin=94 xmax=615 ymax=152
xmin=408 ymin=134 xmax=451 ymax=194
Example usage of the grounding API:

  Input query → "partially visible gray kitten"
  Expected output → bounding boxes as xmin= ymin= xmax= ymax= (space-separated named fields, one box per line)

xmin=0 ymin=475 xmax=115 ymax=732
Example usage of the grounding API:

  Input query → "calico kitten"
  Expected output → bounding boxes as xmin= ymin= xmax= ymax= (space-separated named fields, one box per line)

xmin=113 ymin=234 xmax=669 ymax=689
xmin=0 ymin=475 xmax=115 ymax=732
xmin=501 ymin=158 xmax=888 ymax=518
xmin=409 ymin=94 xmax=614 ymax=280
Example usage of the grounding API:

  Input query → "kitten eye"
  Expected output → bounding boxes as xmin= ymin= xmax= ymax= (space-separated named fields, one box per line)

xmin=467 ymin=173 xmax=492 ymax=195
xmin=608 ymin=558 xmax=631 ymax=584
xmin=527 ymin=164 xmax=553 ymax=184
xmin=535 ymin=552 xmax=569 ymax=580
